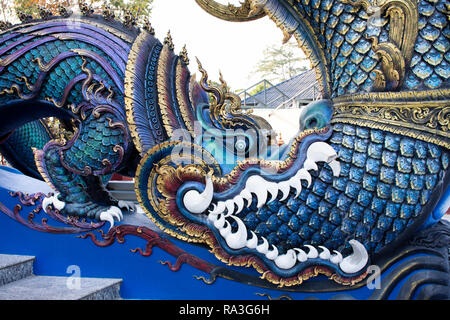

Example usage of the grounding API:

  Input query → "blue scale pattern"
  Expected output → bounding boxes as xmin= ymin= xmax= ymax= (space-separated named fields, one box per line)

xmin=292 ymin=0 xmax=448 ymax=94
xmin=63 ymin=113 xmax=124 ymax=172
xmin=0 ymin=36 xmax=124 ymax=107
xmin=293 ymin=0 xmax=388 ymax=97
xmin=405 ymin=0 xmax=449 ymax=90
xmin=232 ymin=124 xmax=448 ymax=256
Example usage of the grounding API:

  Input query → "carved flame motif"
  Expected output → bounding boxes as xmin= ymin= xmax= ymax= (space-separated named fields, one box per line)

xmin=196 ymin=58 xmax=257 ymax=130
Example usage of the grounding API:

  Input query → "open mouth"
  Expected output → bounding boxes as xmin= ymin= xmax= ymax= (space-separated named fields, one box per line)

xmin=137 ymin=115 xmax=447 ymax=286
xmin=182 ymin=140 xmax=369 ymax=276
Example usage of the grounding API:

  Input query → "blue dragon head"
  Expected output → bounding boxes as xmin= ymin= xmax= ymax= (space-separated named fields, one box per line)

xmin=134 ymin=0 xmax=449 ymax=287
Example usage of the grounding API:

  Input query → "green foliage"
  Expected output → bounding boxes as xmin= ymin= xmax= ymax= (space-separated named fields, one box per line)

xmin=12 ymin=0 xmax=53 ymax=15
xmin=7 ymin=0 xmax=153 ymax=22
xmin=248 ymin=82 xmax=266 ymax=95
xmin=252 ymin=38 xmax=309 ymax=83
xmin=43 ymin=117 xmax=75 ymax=144
xmin=109 ymin=0 xmax=153 ymax=17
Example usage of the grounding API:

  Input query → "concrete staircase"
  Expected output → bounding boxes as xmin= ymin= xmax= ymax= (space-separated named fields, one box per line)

xmin=0 ymin=254 xmax=122 ymax=300
xmin=107 ymin=180 xmax=137 ymax=202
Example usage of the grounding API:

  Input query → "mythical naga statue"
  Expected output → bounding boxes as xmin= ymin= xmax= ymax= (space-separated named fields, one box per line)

xmin=0 ymin=0 xmax=448 ymax=300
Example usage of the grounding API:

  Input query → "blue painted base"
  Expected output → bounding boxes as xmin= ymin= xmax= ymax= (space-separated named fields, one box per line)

xmin=0 ymin=166 xmax=446 ymax=299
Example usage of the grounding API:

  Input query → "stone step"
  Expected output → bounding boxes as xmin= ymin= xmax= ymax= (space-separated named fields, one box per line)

xmin=107 ymin=180 xmax=135 ymax=191
xmin=108 ymin=190 xmax=138 ymax=201
xmin=0 ymin=275 xmax=122 ymax=300
xmin=0 ymin=254 xmax=35 ymax=286
xmin=0 ymin=254 xmax=122 ymax=300
xmin=107 ymin=181 xmax=137 ymax=201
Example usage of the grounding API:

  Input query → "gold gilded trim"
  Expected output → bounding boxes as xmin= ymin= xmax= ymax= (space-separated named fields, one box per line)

xmin=341 ymin=0 xmax=418 ymax=90
xmin=333 ymin=89 xmax=450 ymax=105
xmin=13 ymin=18 xmax=134 ymax=43
xmin=135 ymin=130 xmax=371 ymax=287
xmin=333 ymin=117 xmax=449 ymax=149
xmin=175 ymin=60 xmax=195 ymax=136
xmin=124 ymin=30 xmax=149 ymax=155
xmin=157 ymin=44 xmax=177 ymax=138
xmin=195 ymin=0 xmax=266 ymax=22
xmin=196 ymin=58 xmax=255 ymax=129
xmin=32 ymin=147 xmax=57 ymax=191
xmin=263 ymin=2 xmax=331 ymax=97
xmin=332 ymin=101 xmax=450 ymax=148
xmin=135 ymin=140 xmax=221 ymax=243
xmin=290 ymin=6 xmax=331 ymax=97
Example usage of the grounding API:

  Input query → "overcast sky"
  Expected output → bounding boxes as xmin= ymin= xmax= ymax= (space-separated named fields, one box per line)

xmin=4 ymin=0 xmax=302 ymax=91
xmin=150 ymin=0 xmax=288 ymax=91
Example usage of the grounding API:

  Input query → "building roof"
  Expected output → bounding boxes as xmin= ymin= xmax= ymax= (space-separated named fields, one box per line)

xmin=241 ymin=69 xmax=321 ymax=109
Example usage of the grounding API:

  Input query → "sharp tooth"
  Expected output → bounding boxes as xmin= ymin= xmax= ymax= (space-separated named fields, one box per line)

xmin=246 ymin=231 xmax=258 ymax=249
xmin=233 ymin=195 xmax=244 ymax=214
xmin=42 ymin=193 xmax=65 ymax=211
xmin=213 ymin=214 xmax=225 ymax=229
xmin=209 ymin=201 xmax=225 ymax=215
xmin=297 ymin=169 xmax=312 ymax=188
xmin=207 ymin=210 xmax=216 ymax=222
xmin=328 ymin=159 xmax=341 ymax=177
xmin=267 ymin=182 xmax=279 ymax=203
xmin=224 ymin=216 xmax=247 ymax=249
xmin=245 ymin=175 xmax=265 ymax=190
xmin=288 ymin=176 xmax=302 ymax=198
xmin=330 ymin=250 xmax=343 ymax=264
xmin=42 ymin=196 xmax=53 ymax=211
xmin=319 ymin=246 xmax=331 ymax=260
xmin=278 ymin=181 xmax=291 ymax=201
xmin=219 ymin=220 xmax=231 ymax=238
xmin=304 ymin=245 xmax=318 ymax=258
xmin=303 ymin=159 xmax=318 ymax=171
xmin=294 ymin=248 xmax=308 ymax=262
xmin=207 ymin=204 xmax=217 ymax=220
xmin=256 ymin=237 xmax=269 ymax=254
xmin=255 ymin=189 xmax=268 ymax=208
xmin=307 ymin=141 xmax=338 ymax=164
xmin=224 ymin=199 xmax=235 ymax=217
xmin=52 ymin=194 xmax=66 ymax=210
xmin=245 ymin=175 xmax=268 ymax=208
xmin=265 ymin=245 xmax=279 ymax=260
xmin=183 ymin=175 xmax=214 ymax=214
xmin=339 ymin=240 xmax=369 ymax=274
xmin=240 ymin=189 xmax=253 ymax=207
xmin=274 ymin=249 xmax=297 ymax=269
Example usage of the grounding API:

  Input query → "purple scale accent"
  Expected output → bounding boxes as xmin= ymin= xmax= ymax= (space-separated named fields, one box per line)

xmin=16 ymin=71 xmax=48 ymax=100
xmin=51 ymin=33 xmax=127 ymax=72
xmin=52 ymin=73 xmax=87 ymax=106
xmin=30 ymin=49 xmax=124 ymax=95
xmin=52 ymin=72 xmax=115 ymax=109
xmin=37 ymin=50 xmax=77 ymax=70
xmin=17 ymin=20 xmax=131 ymax=51
xmin=74 ymin=49 xmax=124 ymax=94
xmin=0 ymin=32 xmax=22 ymax=46
xmin=0 ymin=36 xmax=56 ymax=72
xmin=0 ymin=34 xmax=35 ymax=56
xmin=30 ymin=27 xmax=129 ymax=67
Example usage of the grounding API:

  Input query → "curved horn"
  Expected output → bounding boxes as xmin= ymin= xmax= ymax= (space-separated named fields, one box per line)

xmin=195 ymin=0 xmax=266 ymax=22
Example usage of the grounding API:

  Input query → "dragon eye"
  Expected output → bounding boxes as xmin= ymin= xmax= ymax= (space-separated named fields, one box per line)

xmin=306 ymin=117 xmax=318 ymax=129
xmin=235 ymin=138 xmax=247 ymax=152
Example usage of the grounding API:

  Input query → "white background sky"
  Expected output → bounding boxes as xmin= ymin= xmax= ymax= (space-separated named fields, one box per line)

xmin=4 ymin=0 xmax=305 ymax=91
xmin=150 ymin=0 xmax=288 ymax=91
